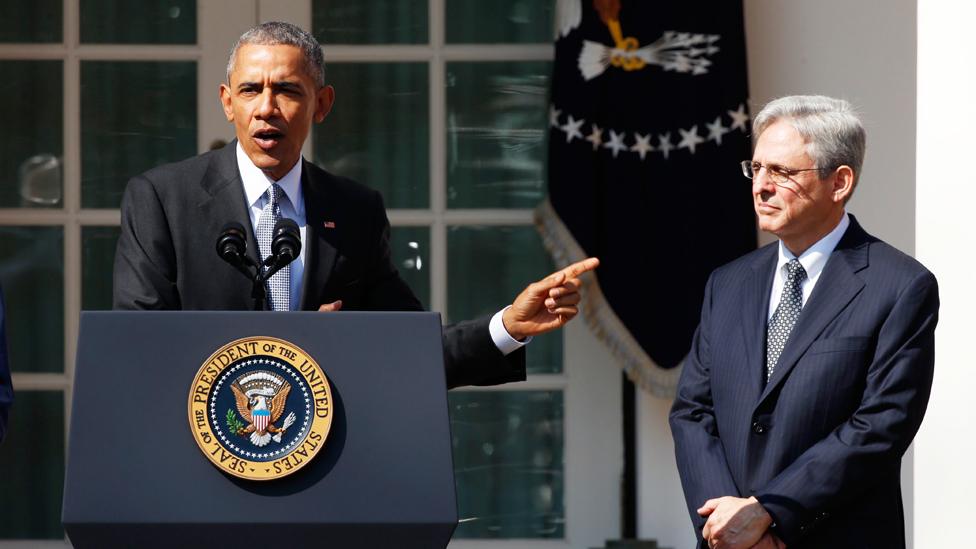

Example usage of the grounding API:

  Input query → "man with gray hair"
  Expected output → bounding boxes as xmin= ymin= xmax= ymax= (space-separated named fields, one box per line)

xmin=113 ymin=21 xmax=599 ymax=389
xmin=670 ymin=95 xmax=938 ymax=549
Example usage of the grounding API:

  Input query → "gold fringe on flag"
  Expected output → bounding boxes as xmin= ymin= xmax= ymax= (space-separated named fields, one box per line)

xmin=535 ymin=197 xmax=683 ymax=398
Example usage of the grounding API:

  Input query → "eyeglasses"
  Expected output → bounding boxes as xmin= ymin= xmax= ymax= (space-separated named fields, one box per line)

xmin=740 ymin=160 xmax=824 ymax=186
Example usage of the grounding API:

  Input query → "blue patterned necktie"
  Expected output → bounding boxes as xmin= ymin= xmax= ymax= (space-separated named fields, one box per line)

xmin=256 ymin=183 xmax=290 ymax=311
xmin=766 ymin=259 xmax=806 ymax=380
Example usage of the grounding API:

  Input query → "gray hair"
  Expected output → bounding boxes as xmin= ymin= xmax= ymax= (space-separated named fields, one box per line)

xmin=226 ymin=21 xmax=325 ymax=87
xmin=752 ymin=95 xmax=866 ymax=186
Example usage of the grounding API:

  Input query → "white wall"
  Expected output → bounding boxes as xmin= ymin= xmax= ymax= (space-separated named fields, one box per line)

xmin=914 ymin=1 xmax=976 ymax=547
xmin=637 ymin=2 xmax=919 ymax=547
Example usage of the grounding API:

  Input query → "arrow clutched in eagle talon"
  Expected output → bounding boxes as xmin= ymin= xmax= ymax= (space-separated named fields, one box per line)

xmin=272 ymin=412 xmax=297 ymax=443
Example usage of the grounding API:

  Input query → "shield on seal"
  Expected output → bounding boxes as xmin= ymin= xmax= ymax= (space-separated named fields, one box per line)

xmin=253 ymin=409 xmax=270 ymax=432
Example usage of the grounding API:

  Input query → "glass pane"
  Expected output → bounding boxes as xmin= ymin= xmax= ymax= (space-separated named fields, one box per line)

xmin=390 ymin=227 xmax=430 ymax=309
xmin=0 ymin=227 xmax=63 ymax=373
xmin=313 ymin=62 xmax=429 ymax=209
xmin=0 ymin=391 xmax=65 ymax=538
xmin=446 ymin=0 xmax=553 ymax=44
xmin=0 ymin=61 xmax=63 ymax=208
xmin=80 ymin=0 xmax=196 ymax=44
xmin=448 ymin=226 xmax=560 ymax=374
xmin=0 ymin=0 xmax=62 ymax=43
xmin=82 ymin=226 xmax=120 ymax=311
xmin=81 ymin=61 xmax=196 ymax=209
xmin=313 ymin=0 xmax=427 ymax=44
xmin=450 ymin=390 xmax=564 ymax=539
xmin=446 ymin=62 xmax=550 ymax=208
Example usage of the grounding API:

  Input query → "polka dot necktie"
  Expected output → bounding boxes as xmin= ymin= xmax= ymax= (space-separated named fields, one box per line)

xmin=256 ymin=183 xmax=290 ymax=311
xmin=766 ymin=259 xmax=806 ymax=381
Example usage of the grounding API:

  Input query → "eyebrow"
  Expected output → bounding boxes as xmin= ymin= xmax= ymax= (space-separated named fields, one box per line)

xmin=236 ymin=81 xmax=303 ymax=92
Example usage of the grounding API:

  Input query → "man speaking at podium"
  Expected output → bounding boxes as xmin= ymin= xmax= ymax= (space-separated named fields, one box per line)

xmin=113 ymin=22 xmax=597 ymax=389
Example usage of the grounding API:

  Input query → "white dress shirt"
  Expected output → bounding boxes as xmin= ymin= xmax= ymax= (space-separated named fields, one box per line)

xmin=768 ymin=212 xmax=850 ymax=319
xmin=237 ymin=143 xmax=307 ymax=307
xmin=234 ymin=143 xmax=526 ymax=355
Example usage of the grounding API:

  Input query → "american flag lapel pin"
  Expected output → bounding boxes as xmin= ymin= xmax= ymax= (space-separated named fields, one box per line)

xmin=323 ymin=221 xmax=336 ymax=229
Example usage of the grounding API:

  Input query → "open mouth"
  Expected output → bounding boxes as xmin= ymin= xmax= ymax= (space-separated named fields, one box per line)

xmin=253 ymin=128 xmax=284 ymax=149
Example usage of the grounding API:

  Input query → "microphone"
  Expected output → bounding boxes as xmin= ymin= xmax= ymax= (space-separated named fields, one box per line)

xmin=263 ymin=218 xmax=302 ymax=279
xmin=271 ymin=218 xmax=302 ymax=264
xmin=216 ymin=222 xmax=251 ymax=276
xmin=215 ymin=219 xmax=301 ymax=310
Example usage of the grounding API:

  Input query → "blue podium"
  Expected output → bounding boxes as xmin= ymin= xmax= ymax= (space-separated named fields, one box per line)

xmin=63 ymin=311 xmax=458 ymax=548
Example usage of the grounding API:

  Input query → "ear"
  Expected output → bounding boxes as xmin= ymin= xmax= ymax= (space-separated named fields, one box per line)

xmin=831 ymin=165 xmax=855 ymax=204
xmin=313 ymin=84 xmax=335 ymax=124
xmin=219 ymin=83 xmax=234 ymax=122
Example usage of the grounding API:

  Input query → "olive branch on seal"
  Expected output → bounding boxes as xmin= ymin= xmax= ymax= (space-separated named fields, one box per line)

xmin=226 ymin=409 xmax=246 ymax=435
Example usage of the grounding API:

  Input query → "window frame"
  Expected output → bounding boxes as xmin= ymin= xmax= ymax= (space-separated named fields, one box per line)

xmin=0 ymin=1 xmax=622 ymax=546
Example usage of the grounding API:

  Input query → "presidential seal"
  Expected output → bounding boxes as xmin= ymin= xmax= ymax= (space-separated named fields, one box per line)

xmin=188 ymin=337 xmax=332 ymax=481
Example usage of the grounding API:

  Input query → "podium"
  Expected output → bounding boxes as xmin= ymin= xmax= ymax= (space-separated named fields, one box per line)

xmin=63 ymin=311 xmax=458 ymax=548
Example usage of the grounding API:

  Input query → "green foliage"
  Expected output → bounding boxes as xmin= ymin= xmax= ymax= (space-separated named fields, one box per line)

xmin=226 ymin=409 xmax=246 ymax=435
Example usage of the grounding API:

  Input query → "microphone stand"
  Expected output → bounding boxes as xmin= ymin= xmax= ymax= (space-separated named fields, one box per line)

xmin=216 ymin=220 xmax=301 ymax=311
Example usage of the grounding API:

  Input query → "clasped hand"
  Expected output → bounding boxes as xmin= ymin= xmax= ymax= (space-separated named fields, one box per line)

xmin=698 ymin=496 xmax=784 ymax=549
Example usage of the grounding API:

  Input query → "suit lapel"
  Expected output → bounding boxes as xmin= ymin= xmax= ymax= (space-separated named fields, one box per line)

xmin=741 ymin=246 xmax=778 ymax=398
xmin=197 ymin=141 xmax=262 ymax=266
xmin=757 ymin=217 xmax=871 ymax=405
xmin=299 ymin=159 xmax=339 ymax=310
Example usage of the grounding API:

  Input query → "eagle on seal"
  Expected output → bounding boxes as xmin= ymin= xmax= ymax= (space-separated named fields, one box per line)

xmin=230 ymin=371 xmax=297 ymax=447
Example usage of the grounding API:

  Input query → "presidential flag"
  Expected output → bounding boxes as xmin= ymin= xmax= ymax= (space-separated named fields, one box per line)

xmin=538 ymin=0 xmax=756 ymax=395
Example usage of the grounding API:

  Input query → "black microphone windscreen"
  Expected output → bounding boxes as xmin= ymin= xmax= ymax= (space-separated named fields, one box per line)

xmin=271 ymin=218 xmax=301 ymax=261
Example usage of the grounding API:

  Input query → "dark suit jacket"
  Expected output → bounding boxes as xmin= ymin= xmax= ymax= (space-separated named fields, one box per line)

xmin=0 ymin=285 xmax=12 ymax=444
xmin=113 ymin=142 xmax=525 ymax=389
xmin=669 ymin=216 xmax=938 ymax=549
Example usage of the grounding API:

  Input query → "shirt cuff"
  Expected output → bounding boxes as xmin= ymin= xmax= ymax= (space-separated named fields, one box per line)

xmin=489 ymin=306 xmax=532 ymax=356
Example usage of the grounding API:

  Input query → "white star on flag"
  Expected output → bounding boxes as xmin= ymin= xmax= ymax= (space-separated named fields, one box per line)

xmin=586 ymin=124 xmax=604 ymax=151
xmin=706 ymin=116 xmax=729 ymax=145
xmin=658 ymin=132 xmax=674 ymax=160
xmin=678 ymin=125 xmax=705 ymax=154
xmin=630 ymin=133 xmax=654 ymax=160
xmin=549 ymin=105 xmax=562 ymax=128
xmin=603 ymin=130 xmax=627 ymax=158
xmin=728 ymin=103 xmax=750 ymax=132
xmin=560 ymin=115 xmax=584 ymax=143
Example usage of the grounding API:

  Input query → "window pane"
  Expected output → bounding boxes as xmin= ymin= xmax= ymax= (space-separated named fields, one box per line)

xmin=313 ymin=0 xmax=427 ymax=44
xmin=450 ymin=390 xmax=564 ymax=539
xmin=448 ymin=226 xmax=560 ymax=374
xmin=313 ymin=62 xmax=429 ymax=209
xmin=0 ymin=227 xmax=63 ymax=373
xmin=390 ymin=227 xmax=430 ymax=309
xmin=446 ymin=62 xmax=549 ymax=208
xmin=82 ymin=226 xmax=120 ymax=311
xmin=0 ymin=391 xmax=65 ymax=538
xmin=81 ymin=61 xmax=196 ymax=209
xmin=80 ymin=0 xmax=196 ymax=44
xmin=446 ymin=0 xmax=553 ymax=44
xmin=0 ymin=61 xmax=63 ymax=208
xmin=0 ymin=0 xmax=62 ymax=43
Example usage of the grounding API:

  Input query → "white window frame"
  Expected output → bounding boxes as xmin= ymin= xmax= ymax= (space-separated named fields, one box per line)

xmin=0 ymin=1 xmax=622 ymax=547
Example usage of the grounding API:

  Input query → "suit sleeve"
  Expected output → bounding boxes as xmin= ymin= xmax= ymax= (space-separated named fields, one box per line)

xmin=358 ymin=190 xmax=526 ymax=389
xmin=113 ymin=176 xmax=181 ymax=310
xmin=756 ymin=270 xmax=939 ymax=545
xmin=669 ymin=273 xmax=744 ymax=543
xmin=443 ymin=317 xmax=526 ymax=389
xmin=0 ymin=286 xmax=12 ymax=444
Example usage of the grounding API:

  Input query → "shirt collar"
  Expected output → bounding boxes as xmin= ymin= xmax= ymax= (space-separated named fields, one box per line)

xmin=235 ymin=141 xmax=303 ymax=214
xmin=777 ymin=212 xmax=850 ymax=281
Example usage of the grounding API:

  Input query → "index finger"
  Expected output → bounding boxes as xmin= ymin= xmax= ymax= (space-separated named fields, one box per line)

xmin=558 ymin=257 xmax=599 ymax=279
